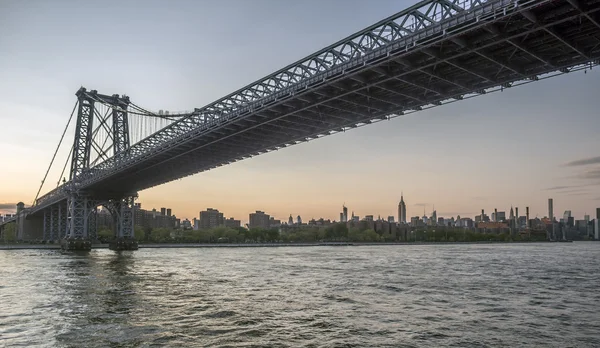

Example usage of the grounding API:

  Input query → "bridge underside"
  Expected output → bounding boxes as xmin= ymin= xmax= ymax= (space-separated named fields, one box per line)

xmin=82 ymin=0 xmax=600 ymax=196
xmin=30 ymin=0 xmax=600 ymax=213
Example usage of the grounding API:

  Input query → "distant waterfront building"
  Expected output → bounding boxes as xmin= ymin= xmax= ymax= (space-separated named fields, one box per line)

xmin=398 ymin=194 xmax=407 ymax=223
xmin=431 ymin=208 xmax=437 ymax=226
xmin=410 ymin=216 xmax=420 ymax=227
xmin=249 ymin=211 xmax=270 ymax=229
xmin=270 ymin=217 xmax=281 ymax=227
xmin=199 ymin=208 xmax=224 ymax=230
xmin=133 ymin=204 xmax=177 ymax=229
xmin=548 ymin=199 xmax=554 ymax=222
xmin=596 ymin=208 xmax=600 ymax=240
xmin=388 ymin=216 xmax=395 ymax=223
xmin=182 ymin=219 xmax=192 ymax=229
xmin=491 ymin=211 xmax=506 ymax=222
xmin=225 ymin=217 xmax=241 ymax=228
xmin=308 ymin=218 xmax=332 ymax=226
xmin=160 ymin=207 xmax=166 ymax=216
xmin=342 ymin=205 xmax=348 ymax=222
xmin=288 ymin=214 xmax=293 ymax=225
xmin=296 ymin=215 xmax=302 ymax=225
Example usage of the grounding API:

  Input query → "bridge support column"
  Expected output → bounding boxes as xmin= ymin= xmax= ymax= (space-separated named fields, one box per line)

xmin=50 ymin=205 xmax=60 ymax=242
xmin=88 ymin=205 xmax=98 ymax=242
xmin=43 ymin=209 xmax=50 ymax=241
xmin=109 ymin=196 xmax=138 ymax=251
xmin=61 ymin=194 xmax=92 ymax=251
xmin=58 ymin=201 xmax=67 ymax=240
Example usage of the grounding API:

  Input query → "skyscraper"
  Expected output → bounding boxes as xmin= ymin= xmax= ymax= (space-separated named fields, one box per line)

xmin=398 ymin=193 xmax=406 ymax=223
xmin=595 ymin=208 xmax=600 ymax=240
xmin=548 ymin=198 xmax=554 ymax=222
xmin=342 ymin=205 xmax=348 ymax=222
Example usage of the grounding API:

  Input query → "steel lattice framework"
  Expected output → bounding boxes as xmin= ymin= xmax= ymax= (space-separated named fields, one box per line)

xmin=28 ymin=0 xmax=600 ymax=220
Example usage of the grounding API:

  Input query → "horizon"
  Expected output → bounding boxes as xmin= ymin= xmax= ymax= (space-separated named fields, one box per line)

xmin=1 ymin=0 xmax=599 ymax=223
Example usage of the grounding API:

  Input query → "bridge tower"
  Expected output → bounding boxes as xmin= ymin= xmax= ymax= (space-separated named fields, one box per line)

xmin=60 ymin=87 xmax=138 ymax=251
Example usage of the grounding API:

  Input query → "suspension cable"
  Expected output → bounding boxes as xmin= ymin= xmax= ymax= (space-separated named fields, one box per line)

xmin=32 ymin=101 xmax=78 ymax=205
xmin=56 ymin=145 xmax=73 ymax=187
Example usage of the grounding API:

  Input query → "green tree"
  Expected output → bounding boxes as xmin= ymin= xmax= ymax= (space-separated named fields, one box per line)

xmin=363 ymin=229 xmax=381 ymax=242
xmin=98 ymin=227 xmax=113 ymax=240
xmin=134 ymin=225 xmax=144 ymax=241
xmin=150 ymin=228 xmax=171 ymax=242
xmin=1 ymin=223 xmax=17 ymax=243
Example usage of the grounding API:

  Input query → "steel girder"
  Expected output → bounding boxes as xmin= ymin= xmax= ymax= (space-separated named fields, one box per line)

xmin=78 ymin=0 xmax=511 ymax=181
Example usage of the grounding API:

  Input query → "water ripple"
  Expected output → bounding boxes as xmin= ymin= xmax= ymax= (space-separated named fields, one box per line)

xmin=1 ymin=243 xmax=599 ymax=347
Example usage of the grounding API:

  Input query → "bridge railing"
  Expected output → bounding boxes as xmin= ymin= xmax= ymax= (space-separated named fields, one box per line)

xmin=32 ymin=185 xmax=67 ymax=212
xmin=65 ymin=0 xmax=535 ymax=188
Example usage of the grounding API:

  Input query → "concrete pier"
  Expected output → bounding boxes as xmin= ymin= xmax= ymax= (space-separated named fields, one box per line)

xmin=60 ymin=238 xmax=92 ymax=251
xmin=108 ymin=238 xmax=139 ymax=251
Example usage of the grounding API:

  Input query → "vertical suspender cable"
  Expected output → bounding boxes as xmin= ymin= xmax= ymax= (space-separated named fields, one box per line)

xmin=32 ymin=101 xmax=78 ymax=205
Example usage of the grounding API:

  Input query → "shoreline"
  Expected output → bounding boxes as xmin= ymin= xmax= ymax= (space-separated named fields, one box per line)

xmin=0 ymin=240 xmax=588 ymax=250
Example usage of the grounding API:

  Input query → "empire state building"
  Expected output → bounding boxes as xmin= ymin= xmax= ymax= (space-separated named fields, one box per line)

xmin=398 ymin=194 xmax=407 ymax=223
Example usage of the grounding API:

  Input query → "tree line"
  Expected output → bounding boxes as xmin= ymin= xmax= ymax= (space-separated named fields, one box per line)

xmin=95 ymin=223 xmax=546 ymax=244
xmin=0 ymin=222 xmax=547 ymax=244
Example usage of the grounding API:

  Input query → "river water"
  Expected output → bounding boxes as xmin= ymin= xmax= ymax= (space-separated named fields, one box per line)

xmin=1 ymin=243 xmax=599 ymax=347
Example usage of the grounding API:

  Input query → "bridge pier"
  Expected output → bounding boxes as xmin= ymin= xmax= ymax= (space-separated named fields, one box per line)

xmin=109 ymin=196 xmax=138 ymax=251
xmin=58 ymin=194 xmax=138 ymax=251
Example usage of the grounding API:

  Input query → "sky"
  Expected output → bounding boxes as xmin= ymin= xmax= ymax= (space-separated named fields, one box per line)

xmin=1 ymin=0 xmax=599 ymax=223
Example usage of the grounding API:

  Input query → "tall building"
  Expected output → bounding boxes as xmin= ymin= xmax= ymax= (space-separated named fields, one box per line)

xmin=342 ymin=205 xmax=348 ymax=222
xmin=596 ymin=208 xmax=600 ymax=240
xmin=288 ymin=214 xmax=293 ymax=225
xmin=492 ymin=211 xmax=506 ymax=222
xmin=398 ymin=193 xmax=406 ymax=223
xmin=199 ymin=208 xmax=224 ymax=229
xmin=548 ymin=198 xmax=553 ymax=222
xmin=133 ymin=205 xmax=176 ymax=229
xmin=249 ymin=211 xmax=270 ymax=229
xmin=297 ymin=215 xmax=302 ymax=225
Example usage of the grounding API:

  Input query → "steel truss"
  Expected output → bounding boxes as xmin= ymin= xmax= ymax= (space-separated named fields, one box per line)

xmin=30 ymin=0 xmax=600 ymax=215
xmin=88 ymin=205 xmax=98 ymax=240
xmin=43 ymin=209 xmax=50 ymax=241
xmin=113 ymin=196 xmax=136 ymax=239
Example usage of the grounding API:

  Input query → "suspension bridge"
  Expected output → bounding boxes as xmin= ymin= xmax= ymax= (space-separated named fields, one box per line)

xmin=1 ymin=0 xmax=599 ymax=250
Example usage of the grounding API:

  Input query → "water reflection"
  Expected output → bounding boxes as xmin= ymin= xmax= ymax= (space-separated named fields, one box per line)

xmin=54 ymin=251 xmax=143 ymax=346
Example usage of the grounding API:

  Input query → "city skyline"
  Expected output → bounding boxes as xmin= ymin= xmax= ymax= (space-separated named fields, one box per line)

xmin=1 ymin=0 xmax=599 ymax=221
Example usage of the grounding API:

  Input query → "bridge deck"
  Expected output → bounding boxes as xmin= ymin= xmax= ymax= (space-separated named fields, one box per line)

xmin=33 ymin=0 xmax=600 ymax=211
